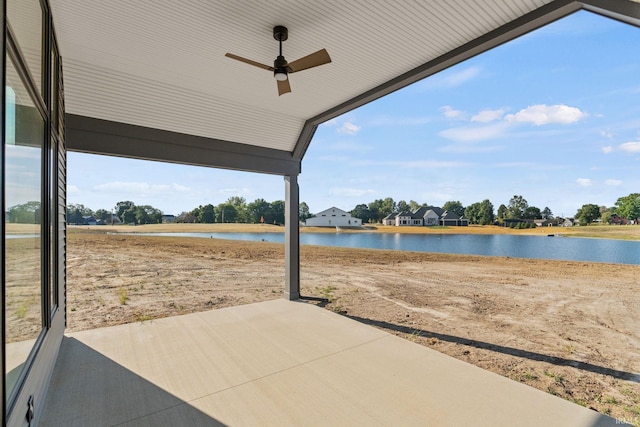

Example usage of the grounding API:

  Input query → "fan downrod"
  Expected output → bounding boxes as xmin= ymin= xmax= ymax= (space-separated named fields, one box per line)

xmin=273 ymin=26 xmax=288 ymax=42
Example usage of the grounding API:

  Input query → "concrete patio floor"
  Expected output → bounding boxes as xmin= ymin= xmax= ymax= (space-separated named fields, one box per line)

xmin=39 ymin=299 xmax=618 ymax=426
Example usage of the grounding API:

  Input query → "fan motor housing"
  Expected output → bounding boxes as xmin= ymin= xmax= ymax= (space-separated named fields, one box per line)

xmin=273 ymin=26 xmax=288 ymax=42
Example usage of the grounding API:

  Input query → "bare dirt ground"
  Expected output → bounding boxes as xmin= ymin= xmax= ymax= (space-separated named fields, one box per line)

xmin=66 ymin=227 xmax=640 ymax=424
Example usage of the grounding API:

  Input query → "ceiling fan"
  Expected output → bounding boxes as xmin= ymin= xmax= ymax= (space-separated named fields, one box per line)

xmin=225 ymin=26 xmax=331 ymax=96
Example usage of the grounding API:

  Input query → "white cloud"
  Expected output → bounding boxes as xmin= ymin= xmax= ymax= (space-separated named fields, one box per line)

xmin=438 ymin=122 xmax=509 ymax=143
xmin=619 ymin=141 xmax=640 ymax=153
xmin=602 ymin=146 xmax=613 ymax=154
xmin=420 ymin=66 xmax=481 ymax=90
xmin=576 ymin=178 xmax=592 ymax=187
xmin=337 ymin=121 xmax=361 ymax=135
xmin=505 ymin=104 xmax=587 ymax=125
xmin=471 ymin=109 xmax=505 ymax=123
xmin=600 ymin=130 xmax=614 ymax=139
xmin=440 ymin=105 xmax=465 ymax=120
xmin=605 ymin=179 xmax=623 ymax=186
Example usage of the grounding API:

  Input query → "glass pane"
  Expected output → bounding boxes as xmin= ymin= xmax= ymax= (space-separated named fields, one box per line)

xmin=7 ymin=0 xmax=44 ymax=95
xmin=5 ymin=54 xmax=45 ymax=402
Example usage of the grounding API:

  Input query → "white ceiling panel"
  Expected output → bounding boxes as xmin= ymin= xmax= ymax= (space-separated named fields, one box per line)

xmin=50 ymin=0 xmax=637 ymax=162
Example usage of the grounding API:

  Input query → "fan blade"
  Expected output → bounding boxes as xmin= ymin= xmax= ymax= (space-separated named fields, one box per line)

xmin=225 ymin=53 xmax=274 ymax=71
xmin=288 ymin=49 xmax=331 ymax=73
xmin=277 ymin=78 xmax=291 ymax=96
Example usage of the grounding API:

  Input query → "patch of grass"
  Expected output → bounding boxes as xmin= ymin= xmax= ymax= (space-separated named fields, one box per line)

xmin=626 ymin=405 xmax=640 ymax=416
xmin=135 ymin=312 xmax=152 ymax=323
xmin=517 ymin=372 xmax=539 ymax=382
xmin=407 ymin=329 xmax=423 ymax=342
xmin=604 ymin=396 xmax=620 ymax=405
xmin=563 ymin=343 xmax=576 ymax=355
xmin=320 ymin=285 xmax=337 ymax=302
xmin=15 ymin=304 xmax=28 ymax=319
xmin=569 ymin=397 xmax=587 ymax=407
xmin=118 ymin=287 xmax=129 ymax=305
xmin=544 ymin=370 xmax=565 ymax=386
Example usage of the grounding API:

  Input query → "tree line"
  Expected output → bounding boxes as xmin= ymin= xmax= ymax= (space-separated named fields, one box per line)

xmin=64 ymin=198 xmax=314 ymax=226
xmin=347 ymin=193 xmax=640 ymax=226
xmin=7 ymin=192 xmax=638 ymax=226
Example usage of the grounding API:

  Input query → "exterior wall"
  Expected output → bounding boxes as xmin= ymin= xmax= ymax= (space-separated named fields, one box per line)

xmin=305 ymin=207 xmax=362 ymax=227
xmin=4 ymin=2 xmax=67 ymax=424
xmin=395 ymin=215 xmax=413 ymax=226
xmin=423 ymin=211 xmax=439 ymax=226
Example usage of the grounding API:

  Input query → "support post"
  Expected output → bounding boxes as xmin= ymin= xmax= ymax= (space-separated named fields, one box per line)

xmin=284 ymin=174 xmax=300 ymax=300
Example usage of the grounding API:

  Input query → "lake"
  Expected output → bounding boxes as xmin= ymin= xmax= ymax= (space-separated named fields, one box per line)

xmin=124 ymin=232 xmax=640 ymax=265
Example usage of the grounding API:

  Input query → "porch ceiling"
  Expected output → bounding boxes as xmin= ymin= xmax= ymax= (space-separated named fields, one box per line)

xmin=49 ymin=1 xmax=640 ymax=172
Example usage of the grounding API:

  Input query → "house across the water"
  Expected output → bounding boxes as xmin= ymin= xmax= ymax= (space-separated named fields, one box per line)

xmin=383 ymin=206 xmax=468 ymax=227
xmin=304 ymin=207 xmax=362 ymax=227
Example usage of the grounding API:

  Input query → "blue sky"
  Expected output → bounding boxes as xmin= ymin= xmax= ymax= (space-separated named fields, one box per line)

xmin=68 ymin=11 xmax=640 ymax=217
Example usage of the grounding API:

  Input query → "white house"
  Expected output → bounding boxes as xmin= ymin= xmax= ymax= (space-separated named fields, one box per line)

xmin=382 ymin=206 xmax=469 ymax=227
xmin=305 ymin=207 xmax=362 ymax=227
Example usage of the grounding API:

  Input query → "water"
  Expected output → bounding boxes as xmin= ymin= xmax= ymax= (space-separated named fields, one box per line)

xmin=123 ymin=231 xmax=640 ymax=265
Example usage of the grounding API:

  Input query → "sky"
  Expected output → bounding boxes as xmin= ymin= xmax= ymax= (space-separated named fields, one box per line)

xmin=68 ymin=11 xmax=640 ymax=218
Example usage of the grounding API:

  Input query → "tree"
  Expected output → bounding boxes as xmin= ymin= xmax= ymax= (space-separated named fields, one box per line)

xmin=176 ymin=211 xmax=197 ymax=223
xmin=350 ymin=204 xmax=373 ymax=224
xmin=269 ymin=200 xmax=286 ymax=225
xmin=95 ymin=209 xmax=111 ymax=222
xmin=497 ymin=204 xmax=508 ymax=221
xmin=121 ymin=208 xmax=136 ymax=224
xmin=216 ymin=203 xmax=237 ymax=223
xmin=67 ymin=207 xmax=83 ymax=225
xmin=464 ymin=203 xmax=481 ymax=225
xmin=115 ymin=201 xmax=135 ymax=223
xmin=443 ymin=201 xmax=465 ymax=217
xmin=507 ymin=195 xmax=528 ymax=219
xmin=465 ymin=200 xmax=494 ymax=225
xmin=615 ymin=193 xmax=640 ymax=222
xmin=10 ymin=201 xmax=42 ymax=224
xmin=299 ymin=202 xmax=312 ymax=221
xmin=368 ymin=198 xmax=395 ymax=223
xmin=397 ymin=200 xmax=410 ymax=213
xmin=189 ymin=206 xmax=202 ymax=223
xmin=226 ymin=197 xmax=248 ymax=222
xmin=523 ymin=206 xmax=541 ymax=220
xmin=247 ymin=198 xmax=270 ymax=223
xmin=575 ymin=203 xmax=600 ymax=226
xmin=67 ymin=203 xmax=94 ymax=217
xmin=199 ymin=204 xmax=215 ymax=223
xmin=141 ymin=205 xmax=162 ymax=224
xmin=134 ymin=206 xmax=150 ymax=225
xmin=541 ymin=207 xmax=553 ymax=220
xmin=408 ymin=200 xmax=424 ymax=212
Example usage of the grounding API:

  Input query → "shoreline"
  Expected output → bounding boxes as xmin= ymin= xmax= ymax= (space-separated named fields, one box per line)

xmin=68 ymin=222 xmax=640 ymax=241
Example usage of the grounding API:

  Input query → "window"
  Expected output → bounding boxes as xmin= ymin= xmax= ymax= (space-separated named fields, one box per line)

xmin=7 ymin=0 xmax=44 ymax=95
xmin=4 ymin=52 xmax=45 ymax=403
